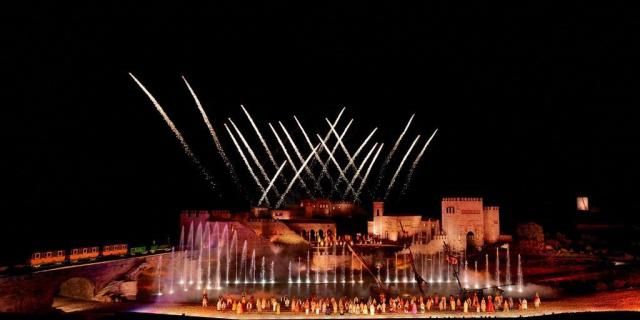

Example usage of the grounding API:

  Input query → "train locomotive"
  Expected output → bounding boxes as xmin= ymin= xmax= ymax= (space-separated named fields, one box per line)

xmin=29 ymin=241 xmax=171 ymax=268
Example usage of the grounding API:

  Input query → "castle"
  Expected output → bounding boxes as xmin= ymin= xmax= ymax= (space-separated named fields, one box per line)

xmin=367 ymin=197 xmax=504 ymax=250
xmin=181 ymin=197 xmax=505 ymax=252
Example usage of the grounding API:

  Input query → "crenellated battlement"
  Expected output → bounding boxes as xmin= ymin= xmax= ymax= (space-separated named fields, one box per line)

xmin=442 ymin=197 xmax=483 ymax=202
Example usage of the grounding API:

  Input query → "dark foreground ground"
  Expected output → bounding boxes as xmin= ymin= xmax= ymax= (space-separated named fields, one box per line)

xmin=1 ymin=311 xmax=640 ymax=320
xmin=2 ymin=289 xmax=640 ymax=320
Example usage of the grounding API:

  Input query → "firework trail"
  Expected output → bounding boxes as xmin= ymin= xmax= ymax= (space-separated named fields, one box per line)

xmin=241 ymin=105 xmax=279 ymax=171
xmin=129 ymin=73 xmax=215 ymax=190
xmin=309 ymin=108 xmax=346 ymax=185
xmin=343 ymin=142 xmax=378 ymax=199
xmin=401 ymin=129 xmax=438 ymax=195
xmin=224 ymin=123 xmax=269 ymax=206
xmin=181 ymin=76 xmax=241 ymax=189
xmin=293 ymin=115 xmax=333 ymax=183
xmin=316 ymin=134 xmax=357 ymax=196
xmin=276 ymin=144 xmax=321 ymax=208
xmin=316 ymin=119 xmax=353 ymax=190
xmin=279 ymin=121 xmax=319 ymax=185
xmin=384 ymin=134 xmax=421 ymax=200
xmin=258 ymin=161 xmax=287 ymax=206
xmin=374 ymin=114 xmax=415 ymax=192
xmin=339 ymin=127 xmax=377 ymax=176
xmin=354 ymin=143 xmax=384 ymax=202
xmin=268 ymin=123 xmax=312 ymax=197
xmin=229 ymin=119 xmax=281 ymax=197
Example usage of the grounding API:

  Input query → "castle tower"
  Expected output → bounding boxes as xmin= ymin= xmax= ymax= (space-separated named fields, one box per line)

xmin=441 ymin=197 xmax=485 ymax=250
xmin=373 ymin=201 xmax=384 ymax=217
xmin=483 ymin=206 xmax=500 ymax=244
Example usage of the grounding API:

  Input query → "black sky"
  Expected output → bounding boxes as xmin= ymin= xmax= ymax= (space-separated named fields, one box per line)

xmin=3 ymin=3 xmax=640 ymax=263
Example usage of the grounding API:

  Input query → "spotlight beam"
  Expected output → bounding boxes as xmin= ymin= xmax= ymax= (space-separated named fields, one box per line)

xmin=241 ymin=105 xmax=279 ymax=171
xmin=343 ymin=142 xmax=378 ymax=199
xmin=224 ymin=123 xmax=269 ymax=206
xmin=315 ymin=134 xmax=357 ymax=196
xmin=402 ymin=128 xmax=438 ymax=194
xmin=258 ymin=161 xmax=287 ymax=206
xmin=384 ymin=134 xmax=421 ymax=200
xmin=269 ymin=123 xmax=312 ymax=197
xmin=276 ymin=143 xmax=321 ymax=208
xmin=182 ymin=76 xmax=240 ymax=190
xmin=229 ymin=119 xmax=281 ymax=197
xmin=355 ymin=143 xmax=384 ymax=202
xmin=129 ymin=73 xmax=215 ymax=190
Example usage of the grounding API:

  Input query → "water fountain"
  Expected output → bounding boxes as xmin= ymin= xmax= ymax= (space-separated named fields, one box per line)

xmin=297 ymin=257 xmax=302 ymax=283
xmin=429 ymin=253 xmax=434 ymax=282
xmin=306 ymin=250 xmax=311 ymax=284
xmin=196 ymin=222 xmax=203 ymax=290
xmin=261 ymin=256 xmax=266 ymax=284
xmin=241 ymin=240 xmax=248 ymax=283
xmin=156 ymin=255 xmax=163 ymax=296
xmin=186 ymin=221 xmax=194 ymax=287
xmin=495 ymin=247 xmax=500 ymax=286
xmin=169 ymin=247 xmax=175 ymax=294
xmin=402 ymin=252 xmax=407 ymax=282
xmin=385 ymin=258 xmax=390 ymax=283
xmin=485 ymin=253 xmax=489 ymax=287
xmin=350 ymin=252 xmax=355 ymax=283
xmin=250 ymin=250 xmax=256 ymax=283
xmin=517 ymin=253 xmax=523 ymax=292
xmin=506 ymin=246 xmax=511 ymax=290
xmin=341 ymin=244 xmax=346 ymax=283
xmin=333 ymin=244 xmax=338 ymax=283
xmin=474 ymin=260 xmax=478 ymax=288
xmin=288 ymin=260 xmax=293 ymax=283
xmin=464 ymin=260 xmax=468 ymax=285
xmin=270 ymin=260 xmax=275 ymax=283
xmin=394 ymin=252 xmax=399 ymax=283
xmin=359 ymin=261 xmax=363 ymax=283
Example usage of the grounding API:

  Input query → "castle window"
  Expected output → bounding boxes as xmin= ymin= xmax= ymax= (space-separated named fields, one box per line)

xmin=446 ymin=207 xmax=455 ymax=213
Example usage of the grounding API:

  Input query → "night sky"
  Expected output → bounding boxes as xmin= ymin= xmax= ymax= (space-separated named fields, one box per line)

xmin=4 ymin=3 xmax=640 ymax=264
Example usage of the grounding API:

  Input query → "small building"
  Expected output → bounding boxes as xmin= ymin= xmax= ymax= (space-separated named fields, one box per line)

xmin=367 ymin=201 xmax=440 ymax=242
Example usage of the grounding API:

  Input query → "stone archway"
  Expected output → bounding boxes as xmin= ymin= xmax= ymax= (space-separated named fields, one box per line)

xmin=466 ymin=231 xmax=476 ymax=250
xmin=59 ymin=277 xmax=95 ymax=300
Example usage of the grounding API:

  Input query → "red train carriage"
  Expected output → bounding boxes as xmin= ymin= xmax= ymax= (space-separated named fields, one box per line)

xmin=69 ymin=246 xmax=99 ymax=262
xmin=30 ymin=250 xmax=65 ymax=268
xmin=102 ymin=244 xmax=128 ymax=257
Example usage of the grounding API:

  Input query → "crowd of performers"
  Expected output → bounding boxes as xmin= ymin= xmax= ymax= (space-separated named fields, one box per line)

xmin=201 ymin=291 xmax=542 ymax=315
